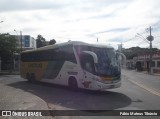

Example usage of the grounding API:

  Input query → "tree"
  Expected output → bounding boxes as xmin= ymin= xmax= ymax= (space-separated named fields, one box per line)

xmin=122 ymin=47 xmax=159 ymax=59
xmin=49 ymin=39 xmax=56 ymax=45
xmin=0 ymin=33 xmax=19 ymax=70
xmin=36 ymin=35 xmax=46 ymax=48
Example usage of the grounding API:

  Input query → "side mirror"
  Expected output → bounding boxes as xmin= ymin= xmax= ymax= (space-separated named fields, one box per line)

xmin=80 ymin=51 xmax=98 ymax=74
xmin=82 ymin=51 xmax=98 ymax=64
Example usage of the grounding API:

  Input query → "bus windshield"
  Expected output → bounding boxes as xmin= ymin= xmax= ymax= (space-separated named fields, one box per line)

xmin=75 ymin=45 xmax=120 ymax=77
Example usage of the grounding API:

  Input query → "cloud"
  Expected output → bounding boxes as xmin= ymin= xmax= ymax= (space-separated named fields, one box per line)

xmin=0 ymin=0 xmax=69 ymax=12
xmin=0 ymin=0 xmax=160 ymax=49
xmin=93 ymin=28 xmax=130 ymax=35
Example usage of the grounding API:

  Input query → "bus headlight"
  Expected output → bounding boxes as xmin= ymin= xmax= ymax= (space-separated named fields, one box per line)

xmin=93 ymin=77 xmax=104 ymax=83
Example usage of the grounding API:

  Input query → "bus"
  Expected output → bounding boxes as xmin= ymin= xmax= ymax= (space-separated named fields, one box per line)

xmin=20 ymin=41 xmax=125 ymax=91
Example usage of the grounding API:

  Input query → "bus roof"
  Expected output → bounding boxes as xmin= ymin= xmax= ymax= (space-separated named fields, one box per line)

xmin=22 ymin=41 xmax=114 ymax=53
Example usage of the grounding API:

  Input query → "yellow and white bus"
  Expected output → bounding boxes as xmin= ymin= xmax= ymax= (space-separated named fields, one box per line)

xmin=20 ymin=41 xmax=125 ymax=91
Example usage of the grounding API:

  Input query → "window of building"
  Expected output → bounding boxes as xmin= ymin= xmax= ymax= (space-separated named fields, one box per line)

xmin=152 ymin=61 xmax=155 ymax=67
xmin=157 ymin=61 xmax=160 ymax=67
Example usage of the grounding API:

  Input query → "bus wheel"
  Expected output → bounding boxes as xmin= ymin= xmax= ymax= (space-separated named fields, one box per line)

xmin=68 ymin=77 xmax=78 ymax=90
xmin=30 ymin=73 xmax=36 ymax=83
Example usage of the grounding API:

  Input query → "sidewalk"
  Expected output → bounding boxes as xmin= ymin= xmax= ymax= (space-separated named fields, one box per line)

xmin=123 ymin=68 xmax=160 ymax=77
xmin=141 ymin=70 xmax=160 ymax=76
xmin=0 ymin=70 xmax=20 ymax=75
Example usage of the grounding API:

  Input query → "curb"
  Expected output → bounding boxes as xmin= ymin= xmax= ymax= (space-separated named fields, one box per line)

xmin=123 ymin=69 xmax=160 ymax=77
xmin=0 ymin=72 xmax=20 ymax=75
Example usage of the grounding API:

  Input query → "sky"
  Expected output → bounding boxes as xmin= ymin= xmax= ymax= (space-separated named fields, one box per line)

xmin=0 ymin=0 xmax=160 ymax=49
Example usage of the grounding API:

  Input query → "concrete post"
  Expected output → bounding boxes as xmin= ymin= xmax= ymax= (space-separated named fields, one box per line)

xmin=0 ymin=57 xmax=1 ymax=72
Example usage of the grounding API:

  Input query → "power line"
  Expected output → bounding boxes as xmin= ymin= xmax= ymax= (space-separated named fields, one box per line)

xmin=123 ymin=36 xmax=136 ymax=43
xmin=137 ymin=39 xmax=146 ymax=46
xmin=136 ymin=34 xmax=149 ymax=44
xmin=123 ymin=31 xmax=148 ymax=44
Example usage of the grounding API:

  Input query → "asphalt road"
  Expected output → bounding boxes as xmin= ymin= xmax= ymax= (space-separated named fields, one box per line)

xmin=0 ymin=69 xmax=160 ymax=119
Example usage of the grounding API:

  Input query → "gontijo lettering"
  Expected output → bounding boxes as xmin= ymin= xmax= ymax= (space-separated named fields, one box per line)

xmin=28 ymin=63 xmax=42 ymax=68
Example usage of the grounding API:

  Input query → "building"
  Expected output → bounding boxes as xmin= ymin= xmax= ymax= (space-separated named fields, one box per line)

xmin=13 ymin=35 xmax=36 ymax=71
xmin=126 ymin=59 xmax=136 ymax=69
xmin=22 ymin=35 xmax=36 ymax=50
xmin=133 ymin=51 xmax=160 ymax=74
xmin=14 ymin=35 xmax=36 ymax=50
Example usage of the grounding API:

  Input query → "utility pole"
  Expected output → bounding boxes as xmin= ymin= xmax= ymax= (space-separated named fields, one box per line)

xmin=0 ymin=57 xmax=1 ymax=73
xmin=118 ymin=42 xmax=122 ymax=52
xmin=147 ymin=26 xmax=154 ymax=74
xmin=121 ymin=42 xmax=123 ymax=68
xmin=118 ymin=42 xmax=123 ymax=68
xmin=121 ymin=42 xmax=123 ymax=52
xmin=20 ymin=31 xmax=22 ymax=52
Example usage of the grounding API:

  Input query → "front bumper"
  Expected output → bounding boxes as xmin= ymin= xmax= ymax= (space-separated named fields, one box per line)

xmin=92 ymin=80 xmax=121 ymax=90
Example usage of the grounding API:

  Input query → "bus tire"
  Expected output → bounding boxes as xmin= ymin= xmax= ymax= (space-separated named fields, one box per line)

xmin=68 ymin=77 xmax=78 ymax=90
xmin=30 ymin=73 xmax=36 ymax=83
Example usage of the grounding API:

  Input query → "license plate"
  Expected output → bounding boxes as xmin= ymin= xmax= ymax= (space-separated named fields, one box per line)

xmin=110 ymin=85 xmax=114 ymax=88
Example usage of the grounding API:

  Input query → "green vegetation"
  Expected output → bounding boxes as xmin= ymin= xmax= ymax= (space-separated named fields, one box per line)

xmin=36 ymin=35 xmax=46 ymax=48
xmin=49 ymin=39 xmax=56 ymax=45
xmin=36 ymin=35 xmax=56 ymax=48
xmin=0 ymin=33 xmax=20 ymax=70
xmin=122 ymin=47 xmax=159 ymax=59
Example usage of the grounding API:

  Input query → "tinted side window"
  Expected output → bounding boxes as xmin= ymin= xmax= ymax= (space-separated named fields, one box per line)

xmin=60 ymin=45 xmax=77 ymax=63
xmin=21 ymin=48 xmax=62 ymax=62
xmin=21 ymin=45 xmax=76 ymax=63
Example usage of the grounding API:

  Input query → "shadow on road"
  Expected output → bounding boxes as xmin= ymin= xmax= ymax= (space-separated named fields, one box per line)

xmin=8 ymin=81 xmax=131 ymax=110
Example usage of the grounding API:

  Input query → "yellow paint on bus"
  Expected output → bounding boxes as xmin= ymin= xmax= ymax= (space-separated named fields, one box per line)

xmin=20 ymin=62 xmax=48 ymax=80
